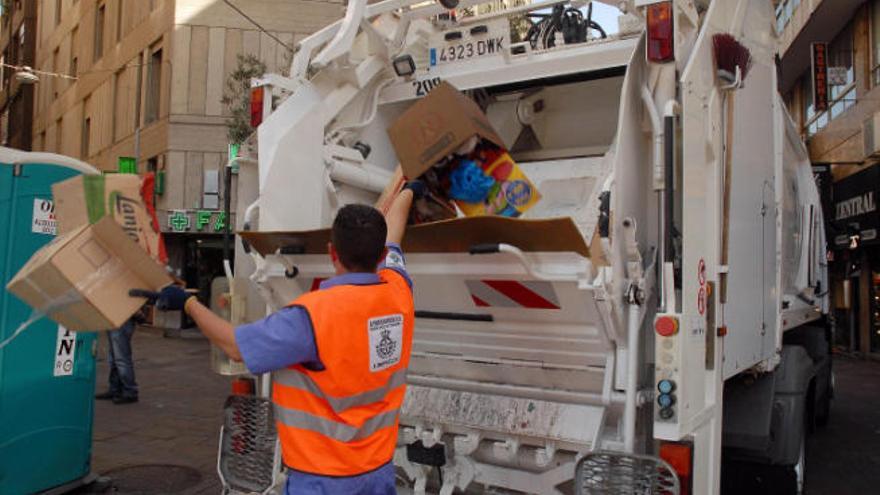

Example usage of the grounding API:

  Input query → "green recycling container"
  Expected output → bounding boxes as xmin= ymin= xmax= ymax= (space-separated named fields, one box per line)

xmin=0 ymin=149 xmax=100 ymax=494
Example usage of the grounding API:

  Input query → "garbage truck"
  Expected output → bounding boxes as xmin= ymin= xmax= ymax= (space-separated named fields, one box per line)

xmin=217 ymin=0 xmax=833 ymax=493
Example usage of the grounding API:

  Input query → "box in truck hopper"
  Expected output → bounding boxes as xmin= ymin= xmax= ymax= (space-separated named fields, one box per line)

xmin=6 ymin=217 xmax=172 ymax=331
xmin=387 ymin=82 xmax=540 ymax=219
xmin=52 ymin=174 xmax=166 ymax=262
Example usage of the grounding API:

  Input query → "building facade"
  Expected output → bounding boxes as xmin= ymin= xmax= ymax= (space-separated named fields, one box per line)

xmin=777 ymin=0 xmax=880 ymax=357
xmin=30 ymin=0 xmax=342 ymax=299
xmin=0 ymin=0 xmax=38 ymax=150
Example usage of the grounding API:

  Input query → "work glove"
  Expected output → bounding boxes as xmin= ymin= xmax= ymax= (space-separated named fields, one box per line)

xmin=129 ymin=286 xmax=192 ymax=311
xmin=403 ymin=180 xmax=427 ymax=200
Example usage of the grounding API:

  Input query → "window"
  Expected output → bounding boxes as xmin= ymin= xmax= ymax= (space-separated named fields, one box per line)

xmin=81 ymin=115 xmax=90 ymax=158
xmin=134 ymin=55 xmax=142 ymax=127
xmin=203 ymin=170 xmax=219 ymax=209
xmin=69 ymin=26 xmax=78 ymax=77
xmin=145 ymin=47 xmax=162 ymax=123
xmin=116 ymin=0 xmax=124 ymax=42
xmin=873 ymin=0 xmax=880 ymax=85
xmin=52 ymin=47 xmax=60 ymax=99
xmin=94 ymin=3 xmax=105 ymax=61
xmin=113 ymin=67 xmax=124 ymax=141
xmin=147 ymin=156 xmax=158 ymax=173
xmin=55 ymin=0 xmax=62 ymax=25
xmin=804 ymin=23 xmax=856 ymax=136
xmin=55 ymin=117 xmax=63 ymax=153
xmin=775 ymin=0 xmax=801 ymax=34
xmin=17 ymin=24 xmax=25 ymax=64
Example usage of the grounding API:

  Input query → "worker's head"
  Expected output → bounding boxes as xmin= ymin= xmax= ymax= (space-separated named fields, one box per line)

xmin=328 ymin=204 xmax=387 ymax=274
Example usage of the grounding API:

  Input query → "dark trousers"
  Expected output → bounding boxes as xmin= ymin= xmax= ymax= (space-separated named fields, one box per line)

xmin=106 ymin=319 xmax=138 ymax=399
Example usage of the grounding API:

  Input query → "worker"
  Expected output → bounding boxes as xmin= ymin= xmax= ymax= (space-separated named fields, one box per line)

xmin=149 ymin=184 xmax=422 ymax=494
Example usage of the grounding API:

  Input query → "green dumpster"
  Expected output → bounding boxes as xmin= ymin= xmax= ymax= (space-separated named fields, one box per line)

xmin=0 ymin=148 xmax=100 ymax=494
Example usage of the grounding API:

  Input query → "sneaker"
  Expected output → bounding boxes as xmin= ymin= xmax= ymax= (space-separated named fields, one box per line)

xmin=95 ymin=391 xmax=117 ymax=400
xmin=112 ymin=395 xmax=139 ymax=405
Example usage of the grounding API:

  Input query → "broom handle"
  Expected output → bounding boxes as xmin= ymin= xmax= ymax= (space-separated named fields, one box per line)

xmin=720 ymin=93 xmax=734 ymax=304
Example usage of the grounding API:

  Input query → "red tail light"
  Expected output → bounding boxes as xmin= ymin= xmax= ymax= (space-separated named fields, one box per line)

xmin=647 ymin=2 xmax=674 ymax=63
xmin=231 ymin=377 xmax=255 ymax=396
xmin=250 ymin=86 xmax=265 ymax=128
xmin=660 ymin=441 xmax=692 ymax=495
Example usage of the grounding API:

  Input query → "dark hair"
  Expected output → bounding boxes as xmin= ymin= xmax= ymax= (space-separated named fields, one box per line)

xmin=331 ymin=204 xmax=387 ymax=272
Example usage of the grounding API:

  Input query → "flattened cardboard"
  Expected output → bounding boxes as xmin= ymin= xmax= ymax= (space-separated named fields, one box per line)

xmin=387 ymin=82 xmax=505 ymax=180
xmin=52 ymin=174 xmax=164 ymax=262
xmin=240 ymin=216 xmax=589 ymax=259
xmin=7 ymin=217 xmax=172 ymax=331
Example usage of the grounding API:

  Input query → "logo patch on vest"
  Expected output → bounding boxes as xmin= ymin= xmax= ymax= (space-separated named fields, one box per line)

xmin=368 ymin=314 xmax=404 ymax=371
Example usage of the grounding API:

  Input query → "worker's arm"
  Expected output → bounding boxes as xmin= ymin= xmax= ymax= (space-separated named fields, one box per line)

xmin=149 ymin=286 xmax=242 ymax=361
xmin=184 ymin=298 xmax=242 ymax=361
xmin=385 ymin=182 xmax=423 ymax=244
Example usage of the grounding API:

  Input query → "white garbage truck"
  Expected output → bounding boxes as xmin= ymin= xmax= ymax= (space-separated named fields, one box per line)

xmin=217 ymin=0 xmax=833 ymax=493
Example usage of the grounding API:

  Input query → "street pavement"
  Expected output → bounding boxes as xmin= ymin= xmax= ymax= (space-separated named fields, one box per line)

xmin=806 ymin=353 xmax=880 ymax=495
xmin=71 ymin=331 xmax=880 ymax=494
xmin=73 ymin=328 xmax=229 ymax=494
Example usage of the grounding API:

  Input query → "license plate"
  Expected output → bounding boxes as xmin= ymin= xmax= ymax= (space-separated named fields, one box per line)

xmin=430 ymin=37 xmax=506 ymax=66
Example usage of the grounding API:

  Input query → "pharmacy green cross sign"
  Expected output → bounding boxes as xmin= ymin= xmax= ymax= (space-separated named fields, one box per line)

xmin=167 ymin=210 xmax=227 ymax=232
xmin=168 ymin=210 xmax=191 ymax=231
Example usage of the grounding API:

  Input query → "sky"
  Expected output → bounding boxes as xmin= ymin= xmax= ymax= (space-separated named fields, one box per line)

xmin=587 ymin=2 xmax=623 ymax=35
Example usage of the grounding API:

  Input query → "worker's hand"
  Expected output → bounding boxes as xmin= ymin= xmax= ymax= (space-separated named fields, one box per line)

xmin=155 ymin=285 xmax=194 ymax=312
xmin=403 ymin=180 xmax=426 ymax=200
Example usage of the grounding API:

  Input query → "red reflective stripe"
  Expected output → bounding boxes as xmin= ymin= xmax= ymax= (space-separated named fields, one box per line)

xmin=481 ymin=280 xmax=560 ymax=309
xmin=471 ymin=295 xmax=489 ymax=307
xmin=310 ymin=278 xmax=326 ymax=292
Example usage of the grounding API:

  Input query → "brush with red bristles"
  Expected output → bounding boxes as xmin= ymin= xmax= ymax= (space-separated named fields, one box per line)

xmin=713 ymin=33 xmax=753 ymax=89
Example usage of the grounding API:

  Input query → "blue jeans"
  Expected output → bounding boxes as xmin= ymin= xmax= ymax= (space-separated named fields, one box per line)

xmin=285 ymin=461 xmax=396 ymax=494
xmin=106 ymin=319 xmax=138 ymax=399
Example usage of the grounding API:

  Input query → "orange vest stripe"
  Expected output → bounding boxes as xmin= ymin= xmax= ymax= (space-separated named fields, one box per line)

xmin=273 ymin=367 xmax=408 ymax=413
xmin=272 ymin=269 xmax=414 ymax=476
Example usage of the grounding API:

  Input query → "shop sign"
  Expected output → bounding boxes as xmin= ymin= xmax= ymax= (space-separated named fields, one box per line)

xmin=832 ymin=166 xmax=880 ymax=249
xmin=811 ymin=42 xmax=829 ymax=112
xmin=167 ymin=210 xmax=227 ymax=232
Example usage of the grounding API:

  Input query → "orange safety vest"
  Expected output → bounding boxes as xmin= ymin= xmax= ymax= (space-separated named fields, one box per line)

xmin=272 ymin=268 xmax=414 ymax=476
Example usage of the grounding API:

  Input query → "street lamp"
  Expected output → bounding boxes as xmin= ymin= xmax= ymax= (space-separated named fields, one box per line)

xmin=13 ymin=66 xmax=39 ymax=84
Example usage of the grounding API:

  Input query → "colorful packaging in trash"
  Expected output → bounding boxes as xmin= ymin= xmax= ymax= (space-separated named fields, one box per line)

xmin=450 ymin=150 xmax=541 ymax=217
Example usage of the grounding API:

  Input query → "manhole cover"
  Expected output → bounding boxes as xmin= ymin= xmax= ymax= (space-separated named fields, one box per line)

xmin=102 ymin=464 xmax=202 ymax=493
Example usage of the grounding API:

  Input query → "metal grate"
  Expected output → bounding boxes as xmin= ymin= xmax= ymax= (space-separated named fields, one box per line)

xmin=218 ymin=395 xmax=278 ymax=494
xmin=575 ymin=451 xmax=680 ymax=495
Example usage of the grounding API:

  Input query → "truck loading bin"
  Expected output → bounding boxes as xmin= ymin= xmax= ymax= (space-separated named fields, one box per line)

xmin=0 ymin=148 xmax=100 ymax=494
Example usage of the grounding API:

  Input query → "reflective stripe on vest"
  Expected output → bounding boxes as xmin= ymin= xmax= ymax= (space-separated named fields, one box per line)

xmin=273 ymin=367 xmax=408 ymax=414
xmin=274 ymin=404 xmax=400 ymax=442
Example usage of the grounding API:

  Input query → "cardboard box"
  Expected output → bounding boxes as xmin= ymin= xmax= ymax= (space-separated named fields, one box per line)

xmin=388 ymin=82 xmax=540 ymax=219
xmin=388 ymin=81 xmax=506 ymax=180
xmin=52 ymin=174 xmax=166 ymax=262
xmin=6 ymin=217 xmax=172 ymax=331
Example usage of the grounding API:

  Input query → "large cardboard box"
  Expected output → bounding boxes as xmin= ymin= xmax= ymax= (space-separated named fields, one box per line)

xmin=6 ymin=217 xmax=172 ymax=331
xmin=388 ymin=81 xmax=506 ymax=180
xmin=52 ymin=174 xmax=166 ymax=262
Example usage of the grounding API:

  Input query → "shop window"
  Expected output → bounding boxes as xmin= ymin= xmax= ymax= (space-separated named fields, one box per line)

xmin=803 ymin=23 xmax=856 ymax=136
